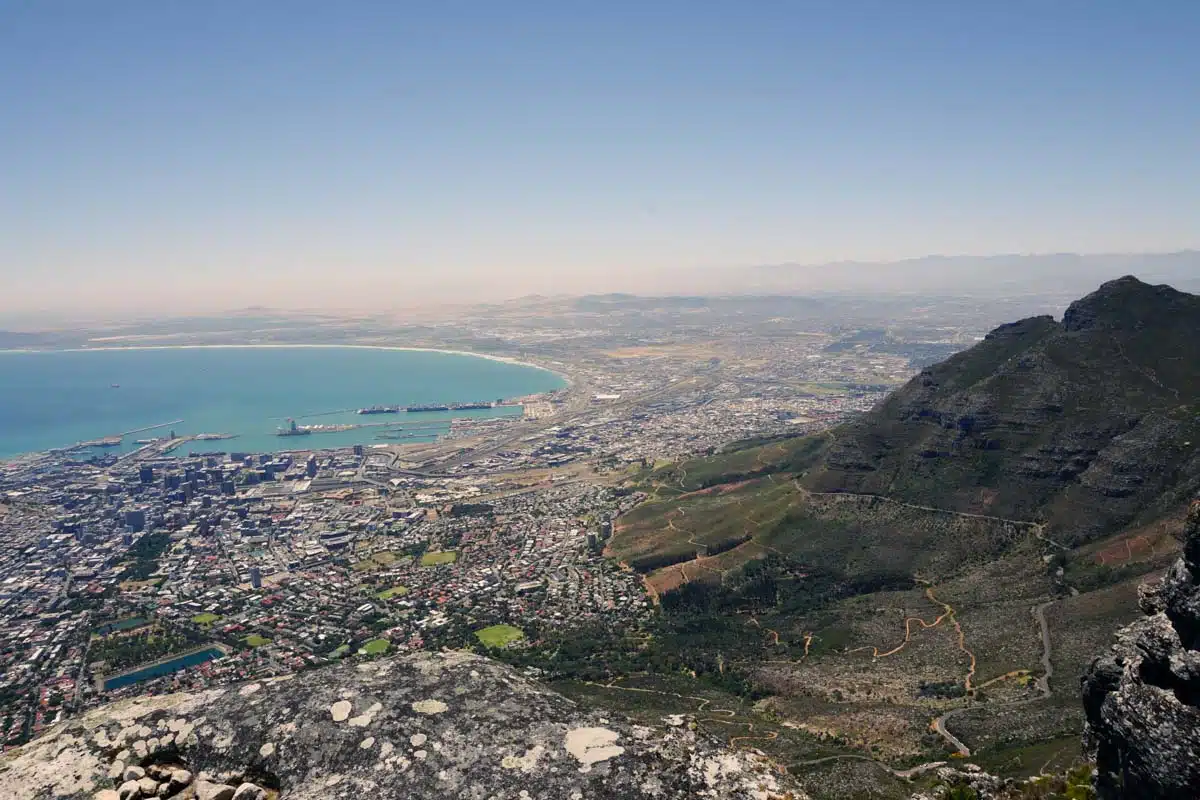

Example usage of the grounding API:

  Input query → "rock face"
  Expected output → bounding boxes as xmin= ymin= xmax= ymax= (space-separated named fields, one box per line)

xmin=1083 ymin=497 xmax=1200 ymax=798
xmin=0 ymin=650 xmax=804 ymax=800
xmin=803 ymin=276 xmax=1200 ymax=546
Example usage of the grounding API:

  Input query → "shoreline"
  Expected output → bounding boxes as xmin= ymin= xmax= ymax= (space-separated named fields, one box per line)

xmin=0 ymin=342 xmax=569 ymax=384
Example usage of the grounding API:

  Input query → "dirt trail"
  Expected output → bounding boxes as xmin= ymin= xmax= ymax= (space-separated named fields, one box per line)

xmin=792 ymin=481 xmax=1069 ymax=551
xmin=930 ymin=597 xmax=1058 ymax=757
xmin=843 ymin=587 xmax=976 ymax=693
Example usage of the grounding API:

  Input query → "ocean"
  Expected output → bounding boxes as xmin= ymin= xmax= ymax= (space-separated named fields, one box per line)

xmin=0 ymin=346 xmax=565 ymax=459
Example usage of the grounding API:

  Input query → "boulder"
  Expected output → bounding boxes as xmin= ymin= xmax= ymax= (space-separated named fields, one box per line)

xmin=195 ymin=781 xmax=236 ymax=800
xmin=231 ymin=783 xmax=267 ymax=800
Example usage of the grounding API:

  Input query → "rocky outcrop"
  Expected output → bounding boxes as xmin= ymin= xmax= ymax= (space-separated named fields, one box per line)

xmin=1083 ymin=498 xmax=1200 ymax=799
xmin=0 ymin=650 xmax=805 ymax=800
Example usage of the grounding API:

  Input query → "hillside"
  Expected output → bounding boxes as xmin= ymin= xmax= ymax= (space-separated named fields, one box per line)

xmin=805 ymin=275 xmax=1200 ymax=544
xmin=614 ymin=276 xmax=1200 ymax=580
xmin=603 ymin=277 xmax=1199 ymax=793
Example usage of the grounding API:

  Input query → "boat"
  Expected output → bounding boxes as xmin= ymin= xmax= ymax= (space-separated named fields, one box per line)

xmin=405 ymin=402 xmax=495 ymax=413
xmin=275 ymin=419 xmax=312 ymax=437
xmin=110 ymin=383 xmax=120 ymax=389
xmin=357 ymin=406 xmax=400 ymax=415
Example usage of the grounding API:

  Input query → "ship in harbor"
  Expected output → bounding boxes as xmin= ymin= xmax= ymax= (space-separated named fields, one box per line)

xmin=357 ymin=405 xmax=401 ymax=415
xmin=275 ymin=418 xmax=312 ymax=437
xmin=406 ymin=401 xmax=494 ymax=413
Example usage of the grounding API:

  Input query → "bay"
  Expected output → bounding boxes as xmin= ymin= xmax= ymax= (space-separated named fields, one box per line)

xmin=0 ymin=346 xmax=564 ymax=459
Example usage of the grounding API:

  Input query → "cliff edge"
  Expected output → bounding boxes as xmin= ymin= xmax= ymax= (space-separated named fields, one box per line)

xmin=1083 ymin=497 xmax=1200 ymax=798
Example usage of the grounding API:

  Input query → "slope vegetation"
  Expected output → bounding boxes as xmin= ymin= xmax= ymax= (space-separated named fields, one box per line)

xmin=606 ymin=276 xmax=1200 ymax=781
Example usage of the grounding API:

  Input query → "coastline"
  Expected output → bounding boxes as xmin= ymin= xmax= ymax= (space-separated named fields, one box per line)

xmin=0 ymin=342 xmax=571 ymax=385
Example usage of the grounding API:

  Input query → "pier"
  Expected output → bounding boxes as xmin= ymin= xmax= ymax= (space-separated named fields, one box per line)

xmin=118 ymin=419 xmax=184 ymax=437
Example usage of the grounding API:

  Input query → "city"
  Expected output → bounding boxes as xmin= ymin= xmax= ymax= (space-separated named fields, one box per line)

xmin=0 ymin=310 xmax=929 ymax=750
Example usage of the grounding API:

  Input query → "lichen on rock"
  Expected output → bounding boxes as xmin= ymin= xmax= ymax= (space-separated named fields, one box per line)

xmin=0 ymin=650 xmax=805 ymax=799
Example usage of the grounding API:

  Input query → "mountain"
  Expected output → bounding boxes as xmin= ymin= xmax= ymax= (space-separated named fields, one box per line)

xmin=615 ymin=276 xmax=1199 ymax=582
xmin=0 ymin=651 xmax=804 ymax=800
xmin=804 ymin=275 xmax=1200 ymax=545
xmin=605 ymin=277 xmax=1199 ymax=788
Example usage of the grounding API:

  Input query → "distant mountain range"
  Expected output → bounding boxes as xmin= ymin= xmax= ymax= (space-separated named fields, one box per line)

xmin=736 ymin=250 xmax=1200 ymax=297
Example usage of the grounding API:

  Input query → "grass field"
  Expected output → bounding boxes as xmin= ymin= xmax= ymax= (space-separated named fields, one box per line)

xmin=351 ymin=550 xmax=400 ymax=573
xmin=376 ymin=585 xmax=409 ymax=600
xmin=191 ymin=613 xmax=220 ymax=625
xmin=361 ymin=638 xmax=390 ymax=655
xmin=475 ymin=624 xmax=525 ymax=648
xmin=245 ymin=634 xmax=271 ymax=647
xmin=420 ymin=550 xmax=458 ymax=567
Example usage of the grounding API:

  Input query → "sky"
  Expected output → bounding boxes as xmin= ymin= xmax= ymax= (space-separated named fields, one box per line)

xmin=3 ymin=1 xmax=1199 ymax=313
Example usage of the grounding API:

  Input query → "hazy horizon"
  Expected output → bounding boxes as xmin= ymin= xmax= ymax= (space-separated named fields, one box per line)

xmin=4 ymin=3 xmax=1199 ymax=313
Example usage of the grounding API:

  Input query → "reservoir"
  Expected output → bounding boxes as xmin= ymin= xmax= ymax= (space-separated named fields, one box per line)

xmin=0 ymin=345 xmax=565 ymax=458
xmin=100 ymin=646 xmax=226 ymax=692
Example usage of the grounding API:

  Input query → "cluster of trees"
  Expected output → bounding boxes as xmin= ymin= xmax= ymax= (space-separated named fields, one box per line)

xmin=488 ymin=554 xmax=920 ymax=702
xmin=119 ymin=531 xmax=172 ymax=581
xmin=91 ymin=624 xmax=204 ymax=671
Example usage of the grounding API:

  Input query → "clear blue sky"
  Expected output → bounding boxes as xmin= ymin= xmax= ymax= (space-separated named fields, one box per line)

xmin=3 ymin=1 xmax=1198 ymax=312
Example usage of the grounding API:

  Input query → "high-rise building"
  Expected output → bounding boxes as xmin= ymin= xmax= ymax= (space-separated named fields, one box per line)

xmin=249 ymin=566 xmax=262 ymax=589
xmin=124 ymin=508 xmax=146 ymax=533
xmin=138 ymin=466 xmax=154 ymax=485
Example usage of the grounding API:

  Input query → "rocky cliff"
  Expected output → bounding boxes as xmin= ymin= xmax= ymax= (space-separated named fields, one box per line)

xmin=1083 ymin=497 xmax=1200 ymax=798
xmin=803 ymin=276 xmax=1200 ymax=545
xmin=0 ymin=650 xmax=804 ymax=800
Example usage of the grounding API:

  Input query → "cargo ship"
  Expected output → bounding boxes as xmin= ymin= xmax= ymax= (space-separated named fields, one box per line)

xmin=275 ymin=419 xmax=312 ymax=437
xmin=357 ymin=405 xmax=400 ymax=415
xmin=406 ymin=401 xmax=494 ymax=413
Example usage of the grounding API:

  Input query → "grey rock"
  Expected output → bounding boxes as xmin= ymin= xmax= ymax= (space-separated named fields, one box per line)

xmin=1083 ymin=497 xmax=1200 ymax=799
xmin=122 ymin=766 xmax=145 ymax=783
xmin=167 ymin=769 xmax=193 ymax=792
xmin=94 ymin=792 xmax=120 ymax=800
xmin=195 ymin=781 xmax=236 ymax=800
xmin=0 ymin=650 xmax=804 ymax=799
xmin=145 ymin=764 xmax=172 ymax=781
xmin=231 ymin=783 xmax=267 ymax=800
xmin=136 ymin=777 xmax=159 ymax=797
xmin=116 ymin=782 xmax=140 ymax=800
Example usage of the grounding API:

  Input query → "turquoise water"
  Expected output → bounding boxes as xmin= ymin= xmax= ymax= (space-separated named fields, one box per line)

xmin=101 ymin=646 xmax=225 ymax=691
xmin=0 ymin=347 xmax=564 ymax=459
